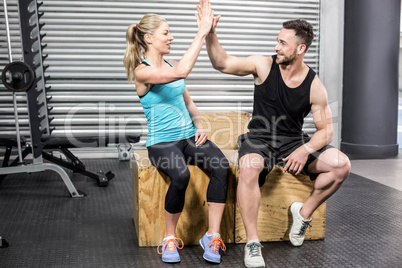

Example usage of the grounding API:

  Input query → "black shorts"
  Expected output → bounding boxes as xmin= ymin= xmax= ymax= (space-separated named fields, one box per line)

xmin=238 ymin=132 xmax=333 ymax=187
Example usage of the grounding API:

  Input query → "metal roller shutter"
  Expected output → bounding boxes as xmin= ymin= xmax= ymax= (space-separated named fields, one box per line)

xmin=0 ymin=0 xmax=320 ymax=152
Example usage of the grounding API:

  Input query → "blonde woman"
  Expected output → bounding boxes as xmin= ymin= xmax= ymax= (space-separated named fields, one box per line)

xmin=124 ymin=0 xmax=228 ymax=264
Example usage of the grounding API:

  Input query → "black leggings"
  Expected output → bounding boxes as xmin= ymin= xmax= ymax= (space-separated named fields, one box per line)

xmin=147 ymin=136 xmax=229 ymax=214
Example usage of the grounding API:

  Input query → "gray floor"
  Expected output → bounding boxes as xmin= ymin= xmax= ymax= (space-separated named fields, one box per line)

xmin=351 ymin=150 xmax=402 ymax=191
xmin=0 ymin=157 xmax=401 ymax=268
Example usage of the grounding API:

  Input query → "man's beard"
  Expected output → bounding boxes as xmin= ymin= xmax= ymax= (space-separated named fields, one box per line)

xmin=276 ymin=51 xmax=297 ymax=66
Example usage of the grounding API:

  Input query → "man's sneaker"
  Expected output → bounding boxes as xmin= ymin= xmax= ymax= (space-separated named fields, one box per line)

xmin=289 ymin=202 xmax=312 ymax=247
xmin=199 ymin=232 xmax=226 ymax=263
xmin=157 ymin=236 xmax=184 ymax=263
xmin=244 ymin=241 xmax=265 ymax=268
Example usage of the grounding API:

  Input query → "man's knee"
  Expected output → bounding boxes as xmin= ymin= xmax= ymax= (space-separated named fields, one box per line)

xmin=239 ymin=166 xmax=264 ymax=186
xmin=309 ymin=148 xmax=351 ymax=186
xmin=323 ymin=149 xmax=351 ymax=183
xmin=239 ymin=154 xmax=265 ymax=185
xmin=335 ymin=153 xmax=351 ymax=182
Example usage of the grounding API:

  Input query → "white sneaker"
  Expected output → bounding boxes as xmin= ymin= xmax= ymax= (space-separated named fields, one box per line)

xmin=289 ymin=202 xmax=312 ymax=247
xmin=244 ymin=242 xmax=265 ymax=268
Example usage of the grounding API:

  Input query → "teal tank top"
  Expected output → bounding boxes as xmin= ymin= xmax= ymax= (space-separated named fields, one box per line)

xmin=139 ymin=59 xmax=197 ymax=147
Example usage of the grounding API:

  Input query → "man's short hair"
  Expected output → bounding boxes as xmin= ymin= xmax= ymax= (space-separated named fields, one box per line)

xmin=282 ymin=19 xmax=314 ymax=52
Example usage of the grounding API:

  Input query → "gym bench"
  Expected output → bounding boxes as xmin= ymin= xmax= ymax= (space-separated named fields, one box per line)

xmin=0 ymin=135 xmax=140 ymax=187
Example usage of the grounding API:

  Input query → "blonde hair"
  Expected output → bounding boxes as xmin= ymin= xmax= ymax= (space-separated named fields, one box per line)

xmin=123 ymin=14 xmax=167 ymax=83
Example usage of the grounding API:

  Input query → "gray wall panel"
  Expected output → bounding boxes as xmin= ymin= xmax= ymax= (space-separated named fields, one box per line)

xmin=1 ymin=0 xmax=320 ymax=149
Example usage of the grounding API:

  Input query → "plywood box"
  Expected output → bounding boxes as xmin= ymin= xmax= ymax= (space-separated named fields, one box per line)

xmin=132 ymin=111 xmax=326 ymax=246
xmin=133 ymin=149 xmax=238 ymax=247
xmin=235 ymin=166 xmax=326 ymax=243
xmin=199 ymin=112 xmax=250 ymax=149
xmin=132 ymin=112 xmax=250 ymax=247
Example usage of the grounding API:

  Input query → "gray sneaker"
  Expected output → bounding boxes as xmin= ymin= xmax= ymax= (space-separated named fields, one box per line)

xmin=244 ymin=242 xmax=265 ymax=268
xmin=289 ymin=202 xmax=312 ymax=247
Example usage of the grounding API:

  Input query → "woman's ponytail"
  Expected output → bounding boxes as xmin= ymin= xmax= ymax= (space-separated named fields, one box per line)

xmin=123 ymin=14 xmax=166 ymax=83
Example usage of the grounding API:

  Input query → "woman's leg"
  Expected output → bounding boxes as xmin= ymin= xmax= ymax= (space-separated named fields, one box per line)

xmin=148 ymin=141 xmax=190 ymax=237
xmin=182 ymin=137 xmax=229 ymax=234
xmin=206 ymin=203 xmax=226 ymax=234
xmin=164 ymin=212 xmax=181 ymax=238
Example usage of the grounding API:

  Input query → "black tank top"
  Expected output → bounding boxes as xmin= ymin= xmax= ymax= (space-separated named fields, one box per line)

xmin=248 ymin=55 xmax=316 ymax=136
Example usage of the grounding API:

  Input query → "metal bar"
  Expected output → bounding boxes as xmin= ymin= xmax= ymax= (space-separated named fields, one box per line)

xmin=3 ymin=0 xmax=12 ymax=62
xmin=0 ymin=163 xmax=84 ymax=197
xmin=3 ymin=0 xmax=23 ymax=164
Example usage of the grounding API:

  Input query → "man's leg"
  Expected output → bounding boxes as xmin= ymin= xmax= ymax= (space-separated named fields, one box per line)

xmin=238 ymin=153 xmax=266 ymax=268
xmin=238 ymin=153 xmax=265 ymax=241
xmin=289 ymin=147 xmax=351 ymax=246
xmin=301 ymin=148 xmax=351 ymax=219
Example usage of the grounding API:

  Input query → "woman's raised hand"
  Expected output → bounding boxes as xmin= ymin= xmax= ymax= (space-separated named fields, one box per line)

xmin=196 ymin=0 xmax=214 ymax=36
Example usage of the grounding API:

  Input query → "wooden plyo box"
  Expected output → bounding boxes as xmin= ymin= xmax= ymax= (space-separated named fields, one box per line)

xmin=198 ymin=112 xmax=251 ymax=149
xmin=132 ymin=112 xmax=250 ymax=247
xmin=133 ymin=149 xmax=238 ymax=247
xmin=235 ymin=166 xmax=326 ymax=243
xmin=132 ymin=111 xmax=326 ymax=246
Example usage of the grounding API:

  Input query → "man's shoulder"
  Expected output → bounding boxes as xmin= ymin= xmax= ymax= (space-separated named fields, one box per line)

xmin=310 ymin=74 xmax=328 ymax=106
xmin=252 ymin=55 xmax=274 ymax=84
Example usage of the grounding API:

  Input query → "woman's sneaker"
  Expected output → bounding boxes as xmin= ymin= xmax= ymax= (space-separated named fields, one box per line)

xmin=199 ymin=232 xmax=226 ymax=263
xmin=244 ymin=241 xmax=265 ymax=268
xmin=289 ymin=202 xmax=312 ymax=247
xmin=157 ymin=236 xmax=184 ymax=263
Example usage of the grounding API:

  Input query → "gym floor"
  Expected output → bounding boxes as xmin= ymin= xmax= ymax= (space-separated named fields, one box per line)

xmin=0 ymin=153 xmax=401 ymax=268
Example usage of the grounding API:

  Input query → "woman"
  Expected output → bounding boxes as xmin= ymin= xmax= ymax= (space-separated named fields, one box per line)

xmin=123 ymin=1 xmax=228 ymax=264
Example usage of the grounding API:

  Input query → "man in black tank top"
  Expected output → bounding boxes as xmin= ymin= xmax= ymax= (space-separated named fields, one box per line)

xmin=205 ymin=14 xmax=351 ymax=268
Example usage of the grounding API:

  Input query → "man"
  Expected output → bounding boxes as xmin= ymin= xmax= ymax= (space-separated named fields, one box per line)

xmin=205 ymin=13 xmax=351 ymax=268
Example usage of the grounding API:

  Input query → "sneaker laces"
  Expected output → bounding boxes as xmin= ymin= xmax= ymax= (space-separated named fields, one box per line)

xmin=246 ymin=242 xmax=263 ymax=258
xmin=298 ymin=220 xmax=312 ymax=236
xmin=157 ymin=238 xmax=184 ymax=254
xmin=208 ymin=237 xmax=226 ymax=254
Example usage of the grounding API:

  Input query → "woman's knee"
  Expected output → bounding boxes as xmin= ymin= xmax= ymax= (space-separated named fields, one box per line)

xmin=170 ymin=168 xmax=191 ymax=192
xmin=209 ymin=156 xmax=230 ymax=179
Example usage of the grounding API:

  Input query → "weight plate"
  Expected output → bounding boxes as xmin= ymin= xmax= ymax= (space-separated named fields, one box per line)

xmin=1 ymin=61 xmax=35 ymax=92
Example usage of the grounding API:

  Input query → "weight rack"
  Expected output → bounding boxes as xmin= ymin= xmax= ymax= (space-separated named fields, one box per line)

xmin=0 ymin=0 xmax=85 ymax=197
xmin=1 ymin=0 xmax=139 ymax=196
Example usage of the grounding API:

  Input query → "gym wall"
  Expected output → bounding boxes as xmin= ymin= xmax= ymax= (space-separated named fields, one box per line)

xmin=0 ymin=0 xmax=321 ymax=152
